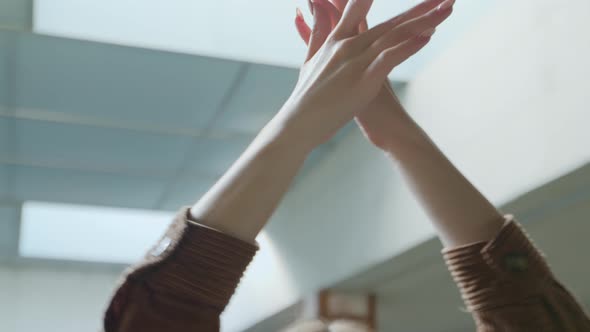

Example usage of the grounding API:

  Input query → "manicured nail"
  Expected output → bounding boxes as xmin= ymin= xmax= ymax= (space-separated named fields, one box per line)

xmin=296 ymin=7 xmax=304 ymax=19
xmin=308 ymin=0 xmax=314 ymax=14
xmin=421 ymin=28 xmax=436 ymax=37
xmin=437 ymin=0 xmax=455 ymax=11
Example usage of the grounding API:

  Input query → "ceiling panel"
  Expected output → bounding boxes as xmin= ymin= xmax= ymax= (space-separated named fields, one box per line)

xmin=212 ymin=64 xmax=298 ymax=134
xmin=158 ymin=176 xmax=216 ymax=211
xmin=183 ymin=136 xmax=252 ymax=176
xmin=12 ymin=165 xmax=167 ymax=209
xmin=13 ymin=33 xmax=243 ymax=132
xmin=3 ymin=118 xmax=192 ymax=175
xmin=34 ymin=0 xmax=499 ymax=81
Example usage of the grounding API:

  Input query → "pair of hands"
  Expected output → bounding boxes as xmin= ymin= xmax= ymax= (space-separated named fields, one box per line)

xmin=274 ymin=0 xmax=454 ymax=152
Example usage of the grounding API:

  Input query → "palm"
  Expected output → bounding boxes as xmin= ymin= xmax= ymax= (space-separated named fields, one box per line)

xmin=295 ymin=0 xmax=408 ymax=150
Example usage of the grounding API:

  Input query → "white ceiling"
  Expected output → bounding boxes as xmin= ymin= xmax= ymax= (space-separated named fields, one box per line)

xmin=0 ymin=0 xmax=503 ymax=217
xmin=0 ymin=30 xmax=326 ymax=212
xmin=33 ymin=0 xmax=498 ymax=81
xmin=0 ymin=28 xmax=355 ymax=266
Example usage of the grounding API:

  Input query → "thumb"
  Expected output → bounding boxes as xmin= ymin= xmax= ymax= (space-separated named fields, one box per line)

xmin=295 ymin=8 xmax=311 ymax=45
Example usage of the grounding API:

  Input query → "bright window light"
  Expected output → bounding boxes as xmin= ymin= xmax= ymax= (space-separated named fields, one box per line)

xmin=20 ymin=201 xmax=174 ymax=264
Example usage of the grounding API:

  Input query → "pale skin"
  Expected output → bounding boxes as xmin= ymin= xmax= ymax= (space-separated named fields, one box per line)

xmin=190 ymin=0 xmax=502 ymax=253
xmin=191 ymin=2 xmax=496 ymax=330
xmin=295 ymin=0 xmax=503 ymax=248
xmin=190 ymin=0 xmax=450 ymax=243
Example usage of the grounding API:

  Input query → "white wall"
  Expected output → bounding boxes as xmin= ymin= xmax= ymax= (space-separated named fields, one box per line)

xmin=0 ymin=235 xmax=298 ymax=332
xmin=222 ymin=233 xmax=300 ymax=332
xmin=266 ymin=128 xmax=435 ymax=293
xmin=404 ymin=0 xmax=590 ymax=205
xmin=0 ymin=264 xmax=119 ymax=332
xmin=376 ymin=164 xmax=590 ymax=331
xmin=238 ymin=0 xmax=590 ymax=329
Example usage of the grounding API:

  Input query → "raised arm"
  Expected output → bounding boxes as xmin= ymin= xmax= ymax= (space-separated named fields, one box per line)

xmin=296 ymin=1 xmax=590 ymax=330
xmin=189 ymin=0 xmax=448 ymax=244
xmin=363 ymin=108 xmax=504 ymax=247
xmin=104 ymin=1 xmax=452 ymax=331
xmin=297 ymin=0 xmax=496 ymax=247
xmin=356 ymin=59 xmax=590 ymax=332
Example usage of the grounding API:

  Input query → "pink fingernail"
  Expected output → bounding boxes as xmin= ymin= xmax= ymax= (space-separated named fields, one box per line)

xmin=296 ymin=7 xmax=304 ymax=19
xmin=308 ymin=0 xmax=314 ymax=14
xmin=420 ymin=28 xmax=436 ymax=37
xmin=437 ymin=0 xmax=455 ymax=11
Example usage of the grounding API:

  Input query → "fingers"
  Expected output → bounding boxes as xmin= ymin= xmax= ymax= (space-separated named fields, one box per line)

xmin=315 ymin=0 xmax=342 ymax=28
xmin=365 ymin=35 xmax=431 ymax=82
xmin=389 ymin=0 xmax=449 ymax=27
xmin=307 ymin=2 xmax=333 ymax=61
xmin=362 ymin=0 xmax=457 ymax=82
xmin=296 ymin=0 xmax=342 ymax=60
xmin=330 ymin=0 xmax=347 ymax=11
xmin=295 ymin=8 xmax=311 ymax=44
xmin=331 ymin=0 xmax=367 ymax=35
xmin=359 ymin=19 xmax=369 ymax=33
xmin=334 ymin=0 xmax=374 ymax=38
xmin=352 ymin=0 xmax=447 ymax=47
xmin=369 ymin=3 xmax=453 ymax=56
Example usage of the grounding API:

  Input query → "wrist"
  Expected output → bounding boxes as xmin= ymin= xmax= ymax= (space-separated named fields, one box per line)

xmin=256 ymin=112 xmax=316 ymax=159
xmin=382 ymin=115 xmax=434 ymax=158
xmin=265 ymin=102 xmax=330 ymax=154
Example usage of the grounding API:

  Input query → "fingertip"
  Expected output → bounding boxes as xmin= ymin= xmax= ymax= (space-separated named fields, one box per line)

xmin=313 ymin=0 xmax=342 ymax=27
xmin=295 ymin=8 xmax=312 ymax=44
xmin=420 ymin=28 xmax=436 ymax=38
xmin=413 ymin=34 xmax=433 ymax=46
xmin=336 ymin=0 xmax=374 ymax=38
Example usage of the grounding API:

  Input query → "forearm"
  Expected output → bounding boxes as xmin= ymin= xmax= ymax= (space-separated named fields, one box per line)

xmin=190 ymin=115 xmax=310 ymax=243
xmin=384 ymin=113 xmax=503 ymax=248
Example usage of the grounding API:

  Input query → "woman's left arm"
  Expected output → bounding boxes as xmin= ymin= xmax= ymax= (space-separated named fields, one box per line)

xmin=296 ymin=2 xmax=590 ymax=331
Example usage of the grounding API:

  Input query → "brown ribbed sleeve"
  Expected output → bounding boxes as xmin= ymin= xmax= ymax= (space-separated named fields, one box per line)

xmin=103 ymin=208 xmax=258 ymax=332
xmin=443 ymin=216 xmax=590 ymax=331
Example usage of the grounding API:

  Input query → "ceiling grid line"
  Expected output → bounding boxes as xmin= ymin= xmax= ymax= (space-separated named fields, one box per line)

xmin=0 ymin=107 xmax=254 ymax=140
xmin=0 ymin=158 xmax=221 ymax=179
xmin=152 ymin=63 xmax=251 ymax=209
